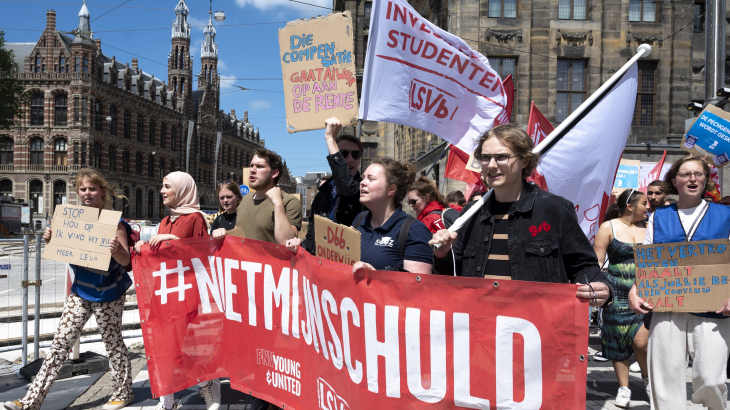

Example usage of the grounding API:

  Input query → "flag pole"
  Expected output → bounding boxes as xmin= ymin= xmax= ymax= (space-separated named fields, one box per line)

xmin=435 ymin=43 xmax=652 ymax=248
xmin=534 ymin=43 xmax=652 ymax=155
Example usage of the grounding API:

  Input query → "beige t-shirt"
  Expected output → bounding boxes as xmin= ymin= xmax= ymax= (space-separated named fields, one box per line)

xmin=235 ymin=192 xmax=302 ymax=244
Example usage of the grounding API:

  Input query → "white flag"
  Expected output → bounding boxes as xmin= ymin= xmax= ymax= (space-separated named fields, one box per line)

xmin=359 ymin=0 xmax=507 ymax=153
xmin=535 ymin=64 xmax=639 ymax=243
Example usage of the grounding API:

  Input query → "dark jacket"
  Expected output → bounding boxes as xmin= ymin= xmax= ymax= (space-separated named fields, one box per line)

xmin=435 ymin=182 xmax=613 ymax=302
xmin=303 ymin=151 xmax=362 ymax=255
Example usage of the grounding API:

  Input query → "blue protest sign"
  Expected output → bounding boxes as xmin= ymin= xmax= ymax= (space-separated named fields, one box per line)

xmin=239 ymin=185 xmax=250 ymax=196
xmin=683 ymin=105 xmax=730 ymax=167
xmin=613 ymin=159 xmax=640 ymax=189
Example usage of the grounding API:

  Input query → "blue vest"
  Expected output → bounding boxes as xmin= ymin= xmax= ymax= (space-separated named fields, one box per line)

xmin=71 ymin=219 xmax=133 ymax=303
xmin=653 ymin=203 xmax=730 ymax=318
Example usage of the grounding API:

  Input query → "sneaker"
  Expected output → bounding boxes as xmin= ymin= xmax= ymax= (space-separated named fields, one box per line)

xmin=630 ymin=361 xmax=641 ymax=373
xmin=615 ymin=386 xmax=631 ymax=408
xmin=199 ymin=379 xmax=221 ymax=410
xmin=153 ymin=402 xmax=178 ymax=410
xmin=103 ymin=399 xmax=133 ymax=410
xmin=643 ymin=377 xmax=651 ymax=397
xmin=3 ymin=401 xmax=22 ymax=410
xmin=593 ymin=352 xmax=609 ymax=362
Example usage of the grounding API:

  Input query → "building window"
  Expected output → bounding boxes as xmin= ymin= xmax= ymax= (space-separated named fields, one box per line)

xmin=629 ymin=0 xmax=656 ymax=22
xmin=694 ymin=2 xmax=705 ymax=32
xmin=559 ymin=0 xmax=587 ymax=19
xmin=361 ymin=142 xmax=377 ymax=171
xmin=148 ymin=154 xmax=154 ymax=177
xmin=59 ymin=56 xmax=65 ymax=73
xmin=73 ymin=96 xmax=79 ymax=123
xmin=109 ymin=105 xmax=118 ymax=135
xmin=81 ymin=142 xmax=86 ymax=165
xmin=147 ymin=188 xmax=155 ymax=218
xmin=135 ymin=188 xmax=142 ymax=218
xmin=122 ymin=150 xmax=130 ymax=173
xmin=491 ymin=57 xmax=517 ymax=120
xmin=170 ymin=160 xmax=176 ymax=172
xmin=159 ymin=158 xmax=165 ymax=178
xmin=149 ymin=120 xmax=156 ymax=145
xmin=30 ymin=93 xmax=44 ymax=126
xmin=93 ymin=142 xmax=101 ymax=169
xmin=136 ymin=152 xmax=143 ymax=175
xmin=160 ymin=123 xmax=166 ymax=149
xmin=171 ymin=127 xmax=177 ymax=151
xmin=109 ymin=145 xmax=116 ymax=172
xmin=633 ymin=61 xmax=657 ymax=126
xmin=53 ymin=180 xmax=66 ymax=212
xmin=75 ymin=57 xmax=80 ymax=73
xmin=488 ymin=0 xmax=516 ymax=18
xmin=30 ymin=137 xmax=44 ymax=165
xmin=137 ymin=115 xmax=144 ymax=143
xmin=0 ymin=179 xmax=11 ymax=196
xmin=123 ymin=110 xmax=131 ymax=139
xmin=0 ymin=137 xmax=13 ymax=165
xmin=81 ymin=97 xmax=87 ymax=125
xmin=54 ymin=139 xmax=67 ymax=166
xmin=54 ymin=94 xmax=67 ymax=126
xmin=83 ymin=57 xmax=88 ymax=73
xmin=94 ymin=102 xmax=103 ymax=132
xmin=122 ymin=186 xmax=130 ymax=218
xmin=34 ymin=56 xmax=40 ymax=73
xmin=556 ymin=59 xmax=586 ymax=122
xmin=29 ymin=180 xmax=43 ymax=215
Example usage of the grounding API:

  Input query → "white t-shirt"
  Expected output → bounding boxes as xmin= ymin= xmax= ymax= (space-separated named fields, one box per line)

xmin=643 ymin=201 xmax=717 ymax=245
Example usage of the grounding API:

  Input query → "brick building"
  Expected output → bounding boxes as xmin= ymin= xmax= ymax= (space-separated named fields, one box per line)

xmin=335 ymin=0 xmax=730 ymax=195
xmin=1 ymin=0 xmax=291 ymax=227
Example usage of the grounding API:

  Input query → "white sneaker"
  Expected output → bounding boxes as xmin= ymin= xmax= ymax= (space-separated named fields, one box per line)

xmin=630 ymin=361 xmax=641 ymax=373
xmin=102 ymin=399 xmax=133 ymax=410
xmin=3 ymin=401 xmax=22 ymax=410
xmin=154 ymin=402 xmax=178 ymax=410
xmin=593 ymin=352 xmax=609 ymax=362
xmin=199 ymin=379 xmax=221 ymax=410
xmin=615 ymin=386 xmax=631 ymax=408
xmin=643 ymin=377 xmax=651 ymax=397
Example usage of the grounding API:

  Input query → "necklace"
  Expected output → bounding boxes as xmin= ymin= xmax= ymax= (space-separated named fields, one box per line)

xmin=618 ymin=217 xmax=635 ymax=227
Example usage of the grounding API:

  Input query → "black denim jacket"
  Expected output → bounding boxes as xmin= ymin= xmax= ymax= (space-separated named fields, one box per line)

xmin=435 ymin=182 xmax=613 ymax=304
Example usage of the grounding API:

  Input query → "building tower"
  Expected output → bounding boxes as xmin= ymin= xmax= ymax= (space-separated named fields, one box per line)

xmin=199 ymin=10 xmax=219 ymax=110
xmin=169 ymin=0 xmax=192 ymax=115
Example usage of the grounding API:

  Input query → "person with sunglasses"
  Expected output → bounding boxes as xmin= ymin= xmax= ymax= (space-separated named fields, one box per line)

xmin=629 ymin=156 xmax=730 ymax=410
xmin=429 ymin=125 xmax=613 ymax=306
xmin=593 ymin=188 xmax=649 ymax=407
xmin=301 ymin=117 xmax=364 ymax=255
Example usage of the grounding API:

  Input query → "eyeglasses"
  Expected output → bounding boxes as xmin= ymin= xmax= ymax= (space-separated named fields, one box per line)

xmin=406 ymin=198 xmax=419 ymax=206
xmin=340 ymin=149 xmax=361 ymax=160
xmin=475 ymin=153 xmax=519 ymax=166
xmin=217 ymin=180 xmax=233 ymax=185
xmin=676 ymin=171 xmax=706 ymax=180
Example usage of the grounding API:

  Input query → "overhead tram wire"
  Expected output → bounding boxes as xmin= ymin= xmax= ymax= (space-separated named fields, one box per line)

xmin=0 ymin=0 xmax=334 ymax=12
xmin=286 ymin=0 xmax=333 ymax=10
xmin=90 ymin=0 xmax=132 ymax=22
xmin=0 ymin=22 xmax=292 ymax=34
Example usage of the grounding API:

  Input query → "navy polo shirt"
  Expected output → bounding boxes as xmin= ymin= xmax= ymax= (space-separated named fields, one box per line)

xmin=356 ymin=206 xmax=434 ymax=271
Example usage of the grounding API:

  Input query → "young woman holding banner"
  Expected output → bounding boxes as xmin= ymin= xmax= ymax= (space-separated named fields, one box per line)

xmin=4 ymin=169 xmax=133 ymax=410
xmin=593 ymin=189 xmax=649 ymax=407
xmin=133 ymin=172 xmax=219 ymax=410
xmin=629 ymin=156 xmax=730 ymax=410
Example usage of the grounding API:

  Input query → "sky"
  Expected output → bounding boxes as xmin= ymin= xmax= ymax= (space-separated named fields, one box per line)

xmin=0 ymin=0 xmax=336 ymax=177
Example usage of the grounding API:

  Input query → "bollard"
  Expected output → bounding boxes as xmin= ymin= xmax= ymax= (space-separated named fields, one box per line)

xmin=34 ymin=234 xmax=42 ymax=361
xmin=21 ymin=235 xmax=29 ymax=367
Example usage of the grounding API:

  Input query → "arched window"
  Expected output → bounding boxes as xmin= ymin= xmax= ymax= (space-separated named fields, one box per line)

xmin=30 ymin=138 xmax=44 ymax=165
xmin=108 ymin=145 xmax=116 ymax=172
xmin=54 ymin=138 xmax=67 ymax=166
xmin=149 ymin=120 xmax=156 ymax=145
xmin=109 ymin=105 xmax=118 ymax=135
xmin=180 ymin=47 xmax=185 ymax=69
xmin=160 ymin=123 xmax=167 ymax=149
xmin=136 ymin=152 xmax=143 ymax=175
xmin=122 ymin=150 xmax=130 ymax=173
xmin=0 ymin=179 xmax=12 ymax=196
xmin=54 ymin=94 xmax=67 ymax=126
xmin=53 ymin=180 xmax=66 ymax=212
xmin=29 ymin=180 xmax=43 ymax=215
xmin=180 ymin=78 xmax=185 ymax=95
xmin=135 ymin=188 xmax=142 ymax=218
xmin=147 ymin=154 xmax=154 ymax=177
xmin=31 ymin=93 xmax=44 ymax=126
xmin=122 ymin=186 xmax=130 ymax=218
xmin=147 ymin=189 xmax=155 ymax=218
xmin=0 ymin=137 xmax=13 ymax=165
xmin=92 ymin=142 xmax=101 ymax=168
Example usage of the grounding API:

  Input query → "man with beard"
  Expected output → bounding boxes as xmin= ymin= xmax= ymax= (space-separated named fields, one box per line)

xmin=646 ymin=180 xmax=667 ymax=214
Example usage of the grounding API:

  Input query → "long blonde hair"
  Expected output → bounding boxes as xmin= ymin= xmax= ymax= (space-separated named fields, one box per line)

xmin=73 ymin=168 xmax=126 ymax=209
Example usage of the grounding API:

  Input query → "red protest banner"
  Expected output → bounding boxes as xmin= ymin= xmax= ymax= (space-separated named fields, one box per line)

xmin=133 ymin=236 xmax=588 ymax=410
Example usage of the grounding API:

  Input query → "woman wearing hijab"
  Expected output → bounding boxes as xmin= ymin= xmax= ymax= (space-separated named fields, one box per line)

xmin=133 ymin=172 xmax=219 ymax=410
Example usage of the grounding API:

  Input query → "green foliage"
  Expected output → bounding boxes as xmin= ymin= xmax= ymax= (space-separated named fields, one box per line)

xmin=0 ymin=31 xmax=28 ymax=130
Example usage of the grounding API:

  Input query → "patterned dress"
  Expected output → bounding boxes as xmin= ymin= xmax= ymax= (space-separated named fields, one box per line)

xmin=601 ymin=221 xmax=645 ymax=362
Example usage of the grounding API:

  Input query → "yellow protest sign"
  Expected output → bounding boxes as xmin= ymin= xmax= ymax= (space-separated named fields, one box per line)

xmin=44 ymin=205 xmax=122 ymax=271
xmin=314 ymin=215 xmax=360 ymax=265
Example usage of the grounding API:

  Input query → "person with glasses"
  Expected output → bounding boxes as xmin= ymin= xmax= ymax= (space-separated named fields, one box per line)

xmin=593 ymin=188 xmax=650 ymax=407
xmin=210 ymin=181 xmax=243 ymax=238
xmin=302 ymin=117 xmax=363 ymax=255
xmin=429 ymin=124 xmax=613 ymax=306
xmin=629 ymin=156 xmax=730 ymax=410
xmin=406 ymin=177 xmax=451 ymax=233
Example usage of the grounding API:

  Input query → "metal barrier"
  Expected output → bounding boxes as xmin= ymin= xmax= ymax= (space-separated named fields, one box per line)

xmin=0 ymin=235 xmax=42 ymax=367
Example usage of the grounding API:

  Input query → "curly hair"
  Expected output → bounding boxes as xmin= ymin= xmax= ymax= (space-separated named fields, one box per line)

xmin=475 ymin=124 xmax=540 ymax=178
xmin=662 ymin=156 xmax=715 ymax=196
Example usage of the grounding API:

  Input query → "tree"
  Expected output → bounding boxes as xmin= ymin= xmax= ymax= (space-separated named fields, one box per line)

xmin=0 ymin=31 xmax=27 ymax=130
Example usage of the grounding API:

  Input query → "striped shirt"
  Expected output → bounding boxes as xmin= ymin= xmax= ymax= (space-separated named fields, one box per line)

xmin=485 ymin=200 xmax=515 ymax=277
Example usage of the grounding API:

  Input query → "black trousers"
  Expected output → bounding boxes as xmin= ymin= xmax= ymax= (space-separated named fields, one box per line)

xmin=250 ymin=398 xmax=281 ymax=410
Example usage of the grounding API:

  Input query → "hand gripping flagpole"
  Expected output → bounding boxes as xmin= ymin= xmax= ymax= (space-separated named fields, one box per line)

xmin=433 ymin=44 xmax=652 ymax=250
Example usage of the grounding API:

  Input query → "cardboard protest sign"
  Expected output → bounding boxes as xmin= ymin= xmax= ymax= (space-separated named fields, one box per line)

xmin=633 ymin=239 xmax=730 ymax=312
xmin=682 ymin=104 xmax=730 ymax=167
xmin=279 ymin=12 xmax=358 ymax=133
xmin=314 ymin=215 xmax=360 ymax=265
xmin=613 ymin=159 xmax=641 ymax=189
xmin=44 ymin=205 xmax=122 ymax=271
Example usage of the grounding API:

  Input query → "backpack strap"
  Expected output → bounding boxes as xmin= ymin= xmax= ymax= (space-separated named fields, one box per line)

xmin=398 ymin=217 xmax=416 ymax=259
xmin=427 ymin=210 xmax=443 ymax=217
xmin=352 ymin=212 xmax=368 ymax=230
